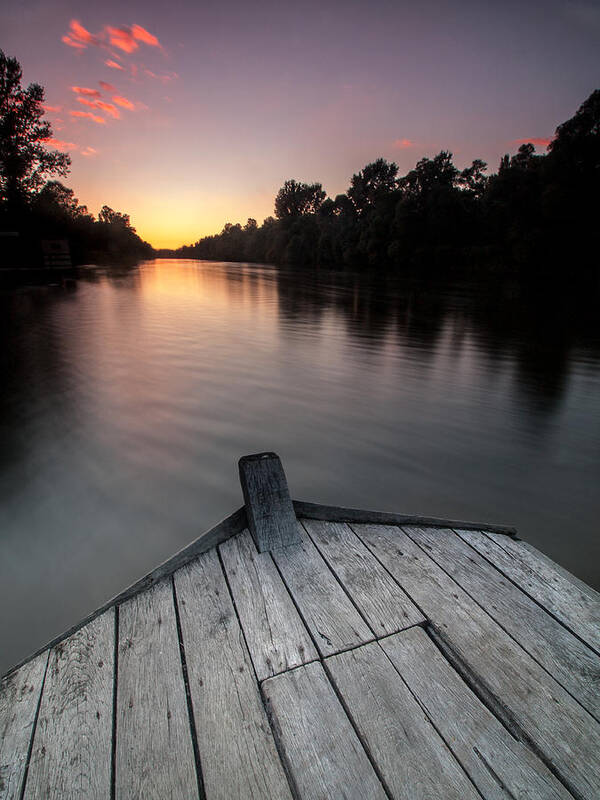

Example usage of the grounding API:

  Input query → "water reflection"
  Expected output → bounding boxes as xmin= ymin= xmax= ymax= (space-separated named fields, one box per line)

xmin=1 ymin=259 xmax=599 ymax=674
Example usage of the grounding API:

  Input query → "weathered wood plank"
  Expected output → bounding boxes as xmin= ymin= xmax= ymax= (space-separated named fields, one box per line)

xmin=461 ymin=530 xmax=600 ymax=653
xmin=115 ymin=579 xmax=198 ymax=799
xmin=0 ymin=652 xmax=48 ymax=800
xmin=326 ymin=641 xmax=479 ymax=799
xmin=270 ymin=525 xmax=374 ymax=656
xmin=355 ymin=523 xmax=600 ymax=799
xmin=382 ymin=626 xmax=572 ymax=800
xmin=239 ymin=453 xmax=299 ymax=551
xmin=174 ymin=549 xmax=292 ymax=800
xmin=24 ymin=611 xmax=114 ymax=799
xmin=294 ymin=500 xmax=518 ymax=535
xmin=303 ymin=520 xmax=424 ymax=636
xmin=408 ymin=526 xmax=600 ymax=719
xmin=4 ymin=505 xmax=248 ymax=682
xmin=219 ymin=530 xmax=318 ymax=681
xmin=262 ymin=661 xmax=387 ymax=800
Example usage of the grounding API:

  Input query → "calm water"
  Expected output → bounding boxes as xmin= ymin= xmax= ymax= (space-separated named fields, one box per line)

xmin=1 ymin=259 xmax=599 ymax=675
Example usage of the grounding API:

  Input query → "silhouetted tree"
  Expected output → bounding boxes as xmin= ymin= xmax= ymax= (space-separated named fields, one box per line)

xmin=35 ymin=181 xmax=90 ymax=218
xmin=0 ymin=51 xmax=153 ymax=267
xmin=549 ymin=89 xmax=600 ymax=165
xmin=0 ymin=50 xmax=70 ymax=204
xmin=274 ymin=179 xmax=326 ymax=219
xmin=458 ymin=159 xmax=488 ymax=198
xmin=176 ymin=90 xmax=599 ymax=274
xmin=348 ymin=158 xmax=398 ymax=214
xmin=399 ymin=151 xmax=459 ymax=202
xmin=98 ymin=206 xmax=133 ymax=229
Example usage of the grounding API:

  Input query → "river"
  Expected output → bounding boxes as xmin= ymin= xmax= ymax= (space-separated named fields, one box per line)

xmin=1 ymin=258 xmax=599 ymax=675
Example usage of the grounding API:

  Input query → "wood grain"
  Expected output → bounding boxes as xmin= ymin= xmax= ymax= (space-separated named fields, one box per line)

xmin=174 ymin=549 xmax=292 ymax=800
xmin=262 ymin=661 xmax=387 ymax=800
xmin=326 ymin=641 xmax=479 ymax=799
xmin=408 ymin=526 xmax=600 ymax=719
xmin=382 ymin=626 xmax=571 ymax=800
xmin=461 ymin=530 xmax=600 ymax=654
xmin=271 ymin=525 xmax=374 ymax=656
xmin=0 ymin=652 xmax=48 ymax=800
xmin=115 ymin=579 xmax=198 ymax=799
xmin=4 ymin=505 xmax=248 ymax=682
xmin=303 ymin=519 xmax=424 ymax=636
xmin=294 ymin=501 xmax=517 ymax=535
xmin=220 ymin=530 xmax=318 ymax=681
xmin=24 ymin=611 xmax=114 ymax=799
xmin=355 ymin=523 xmax=600 ymax=800
xmin=239 ymin=453 xmax=299 ymax=551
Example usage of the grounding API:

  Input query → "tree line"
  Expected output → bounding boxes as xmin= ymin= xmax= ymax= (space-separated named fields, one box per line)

xmin=2 ymin=46 xmax=597 ymax=275
xmin=0 ymin=50 xmax=152 ymax=267
xmin=174 ymin=89 xmax=599 ymax=276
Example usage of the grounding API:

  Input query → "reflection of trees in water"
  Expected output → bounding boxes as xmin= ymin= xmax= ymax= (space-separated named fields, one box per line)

xmin=2 ymin=263 xmax=599 ymax=480
xmin=275 ymin=267 xmax=600 ymax=423
xmin=0 ymin=286 xmax=79 ymax=491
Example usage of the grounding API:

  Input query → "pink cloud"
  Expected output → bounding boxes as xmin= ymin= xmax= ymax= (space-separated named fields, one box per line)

xmin=513 ymin=137 xmax=552 ymax=149
xmin=107 ymin=26 xmax=139 ymax=53
xmin=70 ymin=110 xmax=106 ymax=124
xmin=77 ymin=97 xmax=98 ymax=109
xmin=144 ymin=69 xmax=178 ymax=84
xmin=106 ymin=24 xmax=162 ymax=53
xmin=131 ymin=24 xmax=161 ymax=48
xmin=105 ymin=59 xmax=125 ymax=70
xmin=46 ymin=140 xmax=98 ymax=157
xmin=112 ymin=95 xmax=135 ymax=110
xmin=62 ymin=36 xmax=86 ymax=50
xmin=95 ymin=100 xmax=120 ymax=119
xmin=47 ymin=138 xmax=78 ymax=151
xmin=43 ymin=104 xmax=62 ymax=113
xmin=62 ymin=20 xmax=98 ymax=50
xmin=393 ymin=138 xmax=415 ymax=149
xmin=99 ymin=81 xmax=117 ymax=92
xmin=62 ymin=20 xmax=162 ymax=55
xmin=72 ymin=86 xmax=101 ymax=97
xmin=77 ymin=97 xmax=121 ymax=119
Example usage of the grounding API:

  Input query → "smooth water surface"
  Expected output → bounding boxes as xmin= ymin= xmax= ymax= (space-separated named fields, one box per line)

xmin=1 ymin=259 xmax=599 ymax=674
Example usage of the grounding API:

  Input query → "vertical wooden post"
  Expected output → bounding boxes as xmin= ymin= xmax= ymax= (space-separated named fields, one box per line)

xmin=238 ymin=453 xmax=300 ymax=552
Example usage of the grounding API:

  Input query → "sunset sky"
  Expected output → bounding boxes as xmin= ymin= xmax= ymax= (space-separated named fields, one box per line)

xmin=3 ymin=0 xmax=599 ymax=248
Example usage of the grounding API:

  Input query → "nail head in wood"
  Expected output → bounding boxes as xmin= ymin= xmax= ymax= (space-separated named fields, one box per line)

xmin=238 ymin=452 xmax=300 ymax=552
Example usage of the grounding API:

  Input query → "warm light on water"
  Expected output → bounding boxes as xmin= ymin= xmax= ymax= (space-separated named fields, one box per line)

xmin=1 ymin=259 xmax=599 ymax=674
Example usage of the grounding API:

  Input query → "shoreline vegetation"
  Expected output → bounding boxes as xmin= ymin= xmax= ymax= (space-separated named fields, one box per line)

xmin=1 ymin=48 xmax=598 ymax=281
xmin=165 ymin=88 xmax=599 ymax=279
xmin=0 ymin=51 xmax=152 ymax=270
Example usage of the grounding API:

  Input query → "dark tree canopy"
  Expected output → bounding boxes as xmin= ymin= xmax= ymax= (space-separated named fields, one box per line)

xmin=35 ymin=181 xmax=89 ymax=218
xmin=0 ymin=50 xmax=70 ymax=204
xmin=274 ymin=179 xmax=326 ymax=219
xmin=161 ymin=88 xmax=599 ymax=275
xmin=458 ymin=159 xmax=488 ymax=198
xmin=348 ymin=158 xmax=398 ymax=214
xmin=98 ymin=205 xmax=134 ymax=231
xmin=399 ymin=151 xmax=459 ymax=200
xmin=550 ymin=89 xmax=600 ymax=154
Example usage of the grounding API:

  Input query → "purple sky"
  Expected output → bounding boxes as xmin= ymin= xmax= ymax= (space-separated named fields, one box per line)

xmin=2 ymin=0 xmax=599 ymax=247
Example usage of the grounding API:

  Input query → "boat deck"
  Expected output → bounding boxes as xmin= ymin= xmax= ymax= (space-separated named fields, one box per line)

xmin=2 ymin=463 xmax=600 ymax=798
